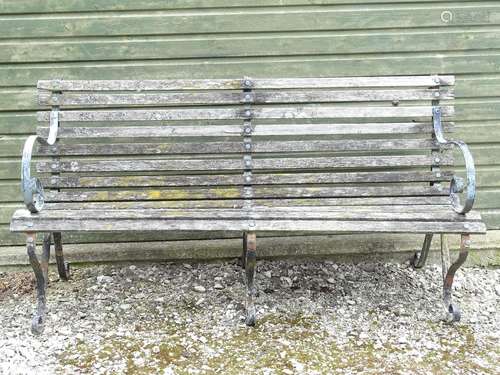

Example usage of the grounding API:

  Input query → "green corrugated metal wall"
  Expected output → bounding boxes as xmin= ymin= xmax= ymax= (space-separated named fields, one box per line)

xmin=1 ymin=1 xmax=500 ymax=261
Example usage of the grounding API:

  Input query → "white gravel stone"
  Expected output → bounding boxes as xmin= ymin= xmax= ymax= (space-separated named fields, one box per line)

xmin=193 ymin=285 xmax=206 ymax=293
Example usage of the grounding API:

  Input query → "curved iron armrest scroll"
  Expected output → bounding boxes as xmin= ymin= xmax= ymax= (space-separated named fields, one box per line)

xmin=433 ymin=107 xmax=476 ymax=214
xmin=22 ymin=135 xmax=46 ymax=213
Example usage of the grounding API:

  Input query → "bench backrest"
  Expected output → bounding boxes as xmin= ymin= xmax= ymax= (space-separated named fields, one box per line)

xmin=35 ymin=76 xmax=455 ymax=209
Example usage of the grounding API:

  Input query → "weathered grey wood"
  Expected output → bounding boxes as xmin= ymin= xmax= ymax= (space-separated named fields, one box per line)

xmin=43 ymin=185 xmax=448 ymax=202
xmin=36 ymin=154 xmax=454 ymax=173
xmin=37 ymin=139 xmax=439 ymax=156
xmin=38 ymin=122 xmax=453 ymax=139
xmin=10 ymin=218 xmax=486 ymax=234
xmin=11 ymin=207 xmax=482 ymax=222
xmin=43 ymin=196 xmax=453 ymax=210
xmin=38 ymin=88 xmax=454 ymax=106
xmin=42 ymin=171 xmax=453 ymax=189
xmin=36 ymin=105 xmax=454 ymax=122
xmin=37 ymin=76 xmax=454 ymax=91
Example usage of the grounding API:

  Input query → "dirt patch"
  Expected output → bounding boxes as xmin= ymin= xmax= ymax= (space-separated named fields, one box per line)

xmin=0 ymin=271 xmax=35 ymax=300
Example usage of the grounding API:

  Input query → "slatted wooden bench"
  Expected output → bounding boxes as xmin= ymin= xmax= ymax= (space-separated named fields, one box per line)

xmin=10 ymin=75 xmax=485 ymax=334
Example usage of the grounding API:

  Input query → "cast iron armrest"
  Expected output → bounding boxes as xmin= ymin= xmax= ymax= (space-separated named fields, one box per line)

xmin=21 ymin=135 xmax=45 ymax=213
xmin=432 ymin=107 xmax=476 ymax=214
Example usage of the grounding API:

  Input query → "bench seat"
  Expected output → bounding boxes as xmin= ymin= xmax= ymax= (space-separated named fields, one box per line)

xmin=11 ymin=204 xmax=486 ymax=234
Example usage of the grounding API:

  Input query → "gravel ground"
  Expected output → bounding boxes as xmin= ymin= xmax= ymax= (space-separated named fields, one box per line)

xmin=0 ymin=259 xmax=498 ymax=374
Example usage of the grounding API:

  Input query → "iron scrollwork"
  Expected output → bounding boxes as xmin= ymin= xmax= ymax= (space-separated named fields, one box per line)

xmin=21 ymin=135 xmax=45 ymax=213
xmin=432 ymin=107 xmax=476 ymax=214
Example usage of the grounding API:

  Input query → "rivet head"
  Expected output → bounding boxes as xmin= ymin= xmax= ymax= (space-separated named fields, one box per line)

xmin=434 ymin=92 xmax=440 ymax=98
xmin=436 ymin=172 xmax=441 ymax=178
xmin=434 ymin=77 xmax=440 ymax=84
xmin=52 ymin=95 xmax=59 ymax=103
xmin=245 ymin=110 xmax=251 ymax=117
xmin=244 ymin=79 xmax=251 ymax=87
xmin=464 ymin=239 xmax=472 ymax=247
xmin=245 ymin=176 xmax=252 ymax=182
xmin=245 ymin=94 xmax=251 ymax=101
xmin=434 ymin=157 xmax=440 ymax=163
xmin=245 ymin=160 xmax=251 ymax=166
xmin=244 ymin=127 xmax=252 ymax=134
xmin=244 ymin=143 xmax=251 ymax=150
xmin=51 ymin=163 xmax=58 ymax=169
xmin=51 ymin=177 xmax=58 ymax=184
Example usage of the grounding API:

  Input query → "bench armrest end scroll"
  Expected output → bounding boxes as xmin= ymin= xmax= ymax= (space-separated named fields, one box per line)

xmin=433 ymin=107 xmax=476 ymax=214
xmin=21 ymin=135 xmax=45 ymax=213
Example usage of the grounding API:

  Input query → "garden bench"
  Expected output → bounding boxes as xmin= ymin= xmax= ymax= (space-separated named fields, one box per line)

xmin=10 ymin=75 xmax=486 ymax=334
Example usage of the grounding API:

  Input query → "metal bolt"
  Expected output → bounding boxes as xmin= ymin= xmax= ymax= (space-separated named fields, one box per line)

xmin=249 ymin=221 xmax=256 ymax=227
xmin=244 ymin=79 xmax=251 ymax=87
xmin=245 ymin=176 xmax=252 ymax=183
xmin=52 ymin=96 xmax=59 ymax=103
xmin=436 ymin=172 xmax=441 ymax=178
xmin=245 ymin=110 xmax=251 ymax=117
xmin=245 ymin=94 xmax=252 ymax=101
xmin=434 ymin=77 xmax=440 ymax=85
xmin=244 ymin=127 xmax=252 ymax=134
xmin=244 ymin=143 xmax=251 ymax=150
xmin=245 ymin=160 xmax=251 ymax=166
xmin=434 ymin=92 xmax=440 ymax=98
xmin=51 ymin=163 xmax=58 ymax=169
xmin=434 ymin=157 xmax=440 ymax=163
xmin=27 ymin=223 xmax=33 ymax=228
xmin=464 ymin=239 xmax=471 ymax=247
xmin=51 ymin=177 xmax=58 ymax=184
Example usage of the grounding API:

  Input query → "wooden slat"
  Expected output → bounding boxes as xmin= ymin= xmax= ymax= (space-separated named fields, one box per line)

xmin=42 ymin=171 xmax=453 ymax=189
xmin=38 ymin=88 xmax=454 ymax=106
xmin=36 ymin=154 xmax=454 ymax=173
xmin=10 ymin=207 xmax=482 ymax=222
xmin=43 ymin=196 xmax=453 ymax=210
xmin=43 ymin=197 xmax=454 ymax=210
xmin=43 ymin=185 xmax=448 ymax=202
xmin=37 ymin=138 xmax=439 ymax=156
xmin=10 ymin=217 xmax=486 ymax=234
xmin=38 ymin=122 xmax=452 ymax=139
xmin=36 ymin=76 xmax=454 ymax=91
xmin=36 ymin=105 xmax=454 ymax=122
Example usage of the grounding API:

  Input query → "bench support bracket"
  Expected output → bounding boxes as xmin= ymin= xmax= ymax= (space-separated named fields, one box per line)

xmin=441 ymin=233 xmax=470 ymax=322
xmin=27 ymin=232 xmax=51 ymax=335
xmin=244 ymin=232 xmax=257 ymax=326
xmin=411 ymin=233 xmax=433 ymax=268
xmin=53 ymin=232 xmax=70 ymax=281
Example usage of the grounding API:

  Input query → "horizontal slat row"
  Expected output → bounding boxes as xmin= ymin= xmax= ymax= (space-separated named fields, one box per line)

xmin=38 ymin=122 xmax=453 ymax=139
xmin=43 ymin=196 xmax=454 ymax=210
xmin=36 ymin=105 xmax=454 ymax=122
xmin=10 ymin=218 xmax=486 ymax=234
xmin=37 ymin=139 xmax=440 ymax=156
xmin=37 ymin=76 xmax=455 ymax=91
xmin=38 ymin=88 xmax=454 ymax=106
xmin=43 ymin=185 xmax=448 ymax=202
xmin=41 ymin=171 xmax=453 ymax=189
xmin=36 ymin=154 xmax=453 ymax=173
xmin=11 ymin=207 xmax=481 ymax=222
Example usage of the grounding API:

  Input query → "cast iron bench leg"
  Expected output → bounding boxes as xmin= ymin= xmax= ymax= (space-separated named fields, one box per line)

xmin=411 ymin=233 xmax=433 ymax=269
xmin=53 ymin=232 xmax=70 ymax=281
xmin=244 ymin=232 xmax=257 ymax=326
xmin=440 ymin=233 xmax=470 ymax=322
xmin=27 ymin=232 xmax=50 ymax=335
